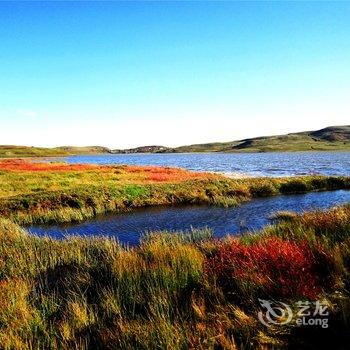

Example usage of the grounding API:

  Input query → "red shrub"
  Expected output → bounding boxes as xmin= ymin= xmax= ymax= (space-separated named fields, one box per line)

xmin=0 ymin=159 xmax=108 ymax=172
xmin=148 ymin=173 xmax=172 ymax=182
xmin=122 ymin=165 xmax=217 ymax=183
xmin=207 ymin=237 xmax=325 ymax=299
xmin=0 ymin=161 xmax=220 ymax=183
xmin=123 ymin=165 xmax=173 ymax=173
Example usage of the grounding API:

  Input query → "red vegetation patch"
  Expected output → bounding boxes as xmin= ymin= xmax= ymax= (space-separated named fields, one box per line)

xmin=124 ymin=165 xmax=217 ymax=183
xmin=0 ymin=159 xmax=220 ymax=183
xmin=207 ymin=237 xmax=326 ymax=299
xmin=0 ymin=159 xmax=107 ymax=172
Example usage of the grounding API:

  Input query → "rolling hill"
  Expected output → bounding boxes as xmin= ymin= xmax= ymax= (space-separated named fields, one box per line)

xmin=174 ymin=125 xmax=350 ymax=153
xmin=0 ymin=145 xmax=109 ymax=158
xmin=1 ymin=126 xmax=349 ymax=158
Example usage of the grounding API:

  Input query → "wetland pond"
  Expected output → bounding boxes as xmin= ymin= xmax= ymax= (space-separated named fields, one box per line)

xmin=28 ymin=189 xmax=350 ymax=246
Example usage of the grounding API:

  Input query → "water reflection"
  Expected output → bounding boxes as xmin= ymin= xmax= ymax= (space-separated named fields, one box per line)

xmin=28 ymin=190 xmax=350 ymax=246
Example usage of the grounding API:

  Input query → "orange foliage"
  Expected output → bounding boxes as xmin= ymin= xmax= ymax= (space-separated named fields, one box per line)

xmin=0 ymin=159 xmax=220 ymax=183
xmin=0 ymin=159 xmax=107 ymax=172
xmin=123 ymin=165 xmax=216 ymax=182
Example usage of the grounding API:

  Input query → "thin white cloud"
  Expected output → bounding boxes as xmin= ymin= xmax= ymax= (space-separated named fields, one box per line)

xmin=16 ymin=109 xmax=38 ymax=118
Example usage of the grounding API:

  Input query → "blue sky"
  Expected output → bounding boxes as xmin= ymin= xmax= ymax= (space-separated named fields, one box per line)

xmin=0 ymin=1 xmax=349 ymax=148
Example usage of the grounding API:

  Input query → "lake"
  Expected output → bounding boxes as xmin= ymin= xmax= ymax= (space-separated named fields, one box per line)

xmin=28 ymin=189 xmax=350 ymax=246
xmin=63 ymin=151 xmax=350 ymax=177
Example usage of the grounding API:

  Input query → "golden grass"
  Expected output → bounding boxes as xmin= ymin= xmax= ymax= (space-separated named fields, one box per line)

xmin=0 ymin=205 xmax=349 ymax=349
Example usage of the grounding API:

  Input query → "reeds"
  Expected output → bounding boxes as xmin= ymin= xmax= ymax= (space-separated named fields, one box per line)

xmin=0 ymin=204 xmax=350 ymax=349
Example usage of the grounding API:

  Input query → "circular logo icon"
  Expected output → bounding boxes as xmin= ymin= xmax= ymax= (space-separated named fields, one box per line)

xmin=258 ymin=299 xmax=293 ymax=326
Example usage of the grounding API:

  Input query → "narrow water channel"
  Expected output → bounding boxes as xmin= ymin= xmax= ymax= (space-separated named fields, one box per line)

xmin=28 ymin=190 xmax=350 ymax=246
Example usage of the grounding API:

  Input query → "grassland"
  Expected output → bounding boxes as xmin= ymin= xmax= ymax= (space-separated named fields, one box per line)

xmin=0 ymin=146 xmax=109 ymax=158
xmin=174 ymin=125 xmax=350 ymax=153
xmin=2 ymin=126 xmax=350 ymax=157
xmin=110 ymin=125 xmax=350 ymax=153
xmin=1 ymin=204 xmax=350 ymax=349
xmin=0 ymin=159 xmax=349 ymax=225
xmin=0 ymin=159 xmax=349 ymax=349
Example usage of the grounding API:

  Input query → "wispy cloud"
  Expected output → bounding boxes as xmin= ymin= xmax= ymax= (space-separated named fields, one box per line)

xmin=16 ymin=109 xmax=38 ymax=118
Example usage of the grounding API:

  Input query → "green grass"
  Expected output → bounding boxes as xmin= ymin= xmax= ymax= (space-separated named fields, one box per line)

xmin=0 ymin=205 xmax=350 ymax=349
xmin=2 ymin=126 xmax=350 ymax=156
xmin=174 ymin=125 xmax=350 ymax=153
xmin=0 ymin=163 xmax=348 ymax=225
xmin=0 ymin=161 xmax=349 ymax=348
xmin=0 ymin=145 xmax=109 ymax=158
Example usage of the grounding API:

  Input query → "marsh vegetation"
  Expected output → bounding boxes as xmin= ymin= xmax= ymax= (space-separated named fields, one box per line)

xmin=0 ymin=159 xmax=349 ymax=226
xmin=0 ymin=159 xmax=349 ymax=349
xmin=1 ymin=205 xmax=350 ymax=349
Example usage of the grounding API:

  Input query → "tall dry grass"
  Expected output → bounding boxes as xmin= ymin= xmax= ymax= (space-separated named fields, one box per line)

xmin=0 ymin=204 xmax=350 ymax=349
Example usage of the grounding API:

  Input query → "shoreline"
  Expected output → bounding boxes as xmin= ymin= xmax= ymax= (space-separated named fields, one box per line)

xmin=0 ymin=159 xmax=349 ymax=225
xmin=1 ymin=148 xmax=350 ymax=161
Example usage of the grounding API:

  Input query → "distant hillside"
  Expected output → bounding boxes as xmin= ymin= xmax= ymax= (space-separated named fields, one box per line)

xmin=110 ymin=145 xmax=175 ymax=154
xmin=175 ymin=125 xmax=350 ymax=153
xmin=109 ymin=125 xmax=350 ymax=154
xmin=55 ymin=146 xmax=110 ymax=154
xmin=1 ymin=126 xmax=349 ymax=158
xmin=0 ymin=145 xmax=109 ymax=158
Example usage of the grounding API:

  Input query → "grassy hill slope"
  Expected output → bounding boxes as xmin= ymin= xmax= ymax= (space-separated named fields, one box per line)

xmin=1 ymin=126 xmax=349 ymax=157
xmin=0 ymin=145 xmax=109 ymax=158
xmin=175 ymin=125 xmax=350 ymax=153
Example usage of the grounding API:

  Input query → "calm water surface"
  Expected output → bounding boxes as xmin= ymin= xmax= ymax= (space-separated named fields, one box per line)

xmin=64 ymin=152 xmax=350 ymax=177
xmin=28 ymin=190 xmax=350 ymax=246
